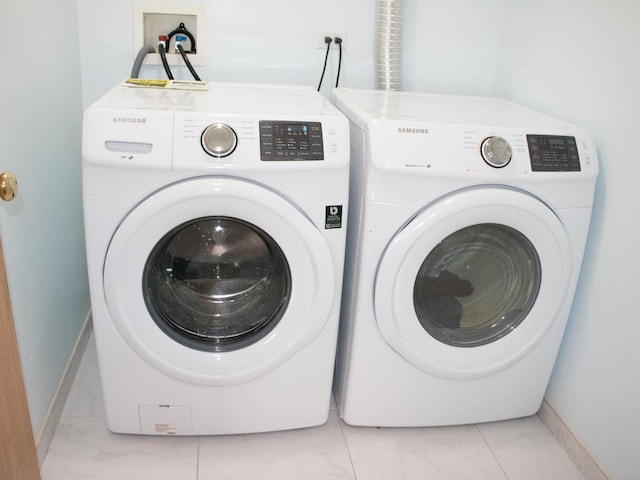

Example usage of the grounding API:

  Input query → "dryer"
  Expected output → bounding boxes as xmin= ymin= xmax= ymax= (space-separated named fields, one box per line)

xmin=332 ymin=88 xmax=598 ymax=426
xmin=82 ymin=83 xmax=349 ymax=435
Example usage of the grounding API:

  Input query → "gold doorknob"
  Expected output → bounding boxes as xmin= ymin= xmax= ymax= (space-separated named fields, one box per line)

xmin=0 ymin=171 xmax=18 ymax=201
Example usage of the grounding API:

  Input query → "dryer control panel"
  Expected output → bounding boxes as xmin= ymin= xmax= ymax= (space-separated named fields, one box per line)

xmin=526 ymin=134 xmax=581 ymax=172
xmin=259 ymin=121 xmax=324 ymax=161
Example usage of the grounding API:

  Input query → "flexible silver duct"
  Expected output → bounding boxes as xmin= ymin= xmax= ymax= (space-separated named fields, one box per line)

xmin=375 ymin=0 xmax=404 ymax=90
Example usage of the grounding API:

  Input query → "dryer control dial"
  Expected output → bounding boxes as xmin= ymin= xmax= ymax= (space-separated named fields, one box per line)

xmin=481 ymin=136 xmax=512 ymax=168
xmin=201 ymin=123 xmax=238 ymax=158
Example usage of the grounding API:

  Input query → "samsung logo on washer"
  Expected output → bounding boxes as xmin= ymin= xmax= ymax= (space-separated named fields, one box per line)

xmin=112 ymin=117 xmax=147 ymax=124
xmin=397 ymin=127 xmax=429 ymax=134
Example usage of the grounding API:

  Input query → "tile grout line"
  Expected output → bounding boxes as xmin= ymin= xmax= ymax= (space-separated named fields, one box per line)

xmin=333 ymin=403 xmax=359 ymax=480
xmin=195 ymin=437 xmax=200 ymax=480
xmin=474 ymin=424 xmax=510 ymax=480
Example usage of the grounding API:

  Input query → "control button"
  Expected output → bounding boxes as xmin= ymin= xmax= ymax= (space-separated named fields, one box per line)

xmin=481 ymin=136 xmax=512 ymax=168
xmin=201 ymin=123 xmax=238 ymax=158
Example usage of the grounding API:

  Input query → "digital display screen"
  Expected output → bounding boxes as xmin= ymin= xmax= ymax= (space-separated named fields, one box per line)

xmin=286 ymin=125 xmax=308 ymax=134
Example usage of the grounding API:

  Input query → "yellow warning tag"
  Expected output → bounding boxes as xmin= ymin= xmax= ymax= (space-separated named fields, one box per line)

xmin=124 ymin=79 xmax=170 ymax=88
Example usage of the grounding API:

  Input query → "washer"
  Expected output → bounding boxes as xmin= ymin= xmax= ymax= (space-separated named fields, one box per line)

xmin=332 ymin=88 xmax=598 ymax=427
xmin=82 ymin=83 xmax=349 ymax=435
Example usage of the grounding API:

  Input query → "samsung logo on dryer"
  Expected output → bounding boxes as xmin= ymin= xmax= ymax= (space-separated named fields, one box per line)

xmin=397 ymin=127 xmax=429 ymax=134
xmin=112 ymin=117 xmax=147 ymax=124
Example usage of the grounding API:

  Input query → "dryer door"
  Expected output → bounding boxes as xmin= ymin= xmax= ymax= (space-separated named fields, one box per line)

xmin=103 ymin=177 xmax=335 ymax=386
xmin=374 ymin=186 xmax=571 ymax=380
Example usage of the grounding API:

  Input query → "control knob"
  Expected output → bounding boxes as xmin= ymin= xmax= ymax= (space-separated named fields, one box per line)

xmin=201 ymin=123 xmax=238 ymax=158
xmin=480 ymin=136 xmax=512 ymax=168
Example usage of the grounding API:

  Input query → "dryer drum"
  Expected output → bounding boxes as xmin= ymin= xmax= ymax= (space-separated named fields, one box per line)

xmin=143 ymin=216 xmax=292 ymax=352
xmin=413 ymin=223 xmax=541 ymax=347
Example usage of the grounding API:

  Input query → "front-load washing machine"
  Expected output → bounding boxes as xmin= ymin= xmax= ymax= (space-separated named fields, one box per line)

xmin=332 ymin=88 xmax=598 ymax=426
xmin=82 ymin=82 xmax=349 ymax=435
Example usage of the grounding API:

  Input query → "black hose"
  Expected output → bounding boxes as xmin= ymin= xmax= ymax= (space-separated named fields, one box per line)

xmin=158 ymin=42 xmax=174 ymax=80
xmin=335 ymin=39 xmax=343 ymax=87
xmin=167 ymin=23 xmax=196 ymax=53
xmin=130 ymin=45 xmax=156 ymax=78
xmin=176 ymin=43 xmax=201 ymax=81
xmin=317 ymin=38 xmax=332 ymax=91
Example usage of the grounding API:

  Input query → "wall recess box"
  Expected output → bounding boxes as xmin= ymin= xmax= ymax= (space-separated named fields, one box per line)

xmin=133 ymin=3 xmax=206 ymax=68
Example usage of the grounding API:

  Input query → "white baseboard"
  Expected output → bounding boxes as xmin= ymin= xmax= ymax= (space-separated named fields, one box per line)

xmin=36 ymin=311 xmax=93 ymax=467
xmin=538 ymin=399 xmax=610 ymax=480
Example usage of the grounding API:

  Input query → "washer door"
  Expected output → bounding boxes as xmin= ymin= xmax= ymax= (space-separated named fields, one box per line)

xmin=104 ymin=177 xmax=335 ymax=386
xmin=374 ymin=187 xmax=571 ymax=380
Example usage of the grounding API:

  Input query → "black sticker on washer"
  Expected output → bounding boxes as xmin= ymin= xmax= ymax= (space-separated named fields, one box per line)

xmin=325 ymin=205 xmax=343 ymax=229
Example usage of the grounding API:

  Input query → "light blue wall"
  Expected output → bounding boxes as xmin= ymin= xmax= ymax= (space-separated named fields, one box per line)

xmin=1 ymin=0 xmax=89 ymax=439
xmin=493 ymin=2 xmax=640 ymax=478
xmin=77 ymin=0 xmax=505 ymax=107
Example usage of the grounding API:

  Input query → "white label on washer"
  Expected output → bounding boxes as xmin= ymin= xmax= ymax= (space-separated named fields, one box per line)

xmin=154 ymin=423 xmax=177 ymax=435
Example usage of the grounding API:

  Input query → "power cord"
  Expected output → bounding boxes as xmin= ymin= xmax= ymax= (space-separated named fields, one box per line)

xmin=317 ymin=36 xmax=344 ymax=91
xmin=317 ymin=36 xmax=333 ymax=91
xmin=158 ymin=36 xmax=174 ymax=80
xmin=335 ymin=37 xmax=343 ymax=87
xmin=175 ymin=37 xmax=201 ymax=81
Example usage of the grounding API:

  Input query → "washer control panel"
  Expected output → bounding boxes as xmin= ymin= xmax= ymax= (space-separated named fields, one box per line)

xmin=259 ymin=121 xmax=324 ymax=161
xmin=527 ymin=134 xmax=581 ymax=171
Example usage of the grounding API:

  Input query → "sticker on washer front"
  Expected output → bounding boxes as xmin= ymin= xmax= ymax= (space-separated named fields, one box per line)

xmin=325 ymin=205 xmax=343 ymax=229
xmin=153 ymin=423 xmax=178 ymax=435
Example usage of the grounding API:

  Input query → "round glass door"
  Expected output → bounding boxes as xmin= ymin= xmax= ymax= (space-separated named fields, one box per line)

xmin=144 ymin=216 xmax=291 ymax=352
xmin=373 ymin=186 xmax=571 ymax=379
xmin=103 ymin=177 xmax=336 ymax=386
xmin=413 ymin=223 xmax=541 ymax=347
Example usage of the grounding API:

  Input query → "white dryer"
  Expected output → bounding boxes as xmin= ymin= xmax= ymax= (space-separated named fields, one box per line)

xmin=82 ymin=83 xmax=349 ymax=435
xmin=332 ymin=88 xmax=598 ymax=426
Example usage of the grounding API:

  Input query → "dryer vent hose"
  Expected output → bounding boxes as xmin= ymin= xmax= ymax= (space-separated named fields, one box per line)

xmin=375 ymin=0 xmax=404 ymax=91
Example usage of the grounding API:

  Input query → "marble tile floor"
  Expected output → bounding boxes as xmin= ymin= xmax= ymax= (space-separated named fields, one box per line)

xmin=42 ymin=338 xmax=586 ymax=480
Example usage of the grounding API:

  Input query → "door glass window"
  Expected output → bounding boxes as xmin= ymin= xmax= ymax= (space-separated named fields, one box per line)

xmin=413 ymin=223 xmax=540 ymax=347
xmin=143 ymin=217 xmax=291 ymax=352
